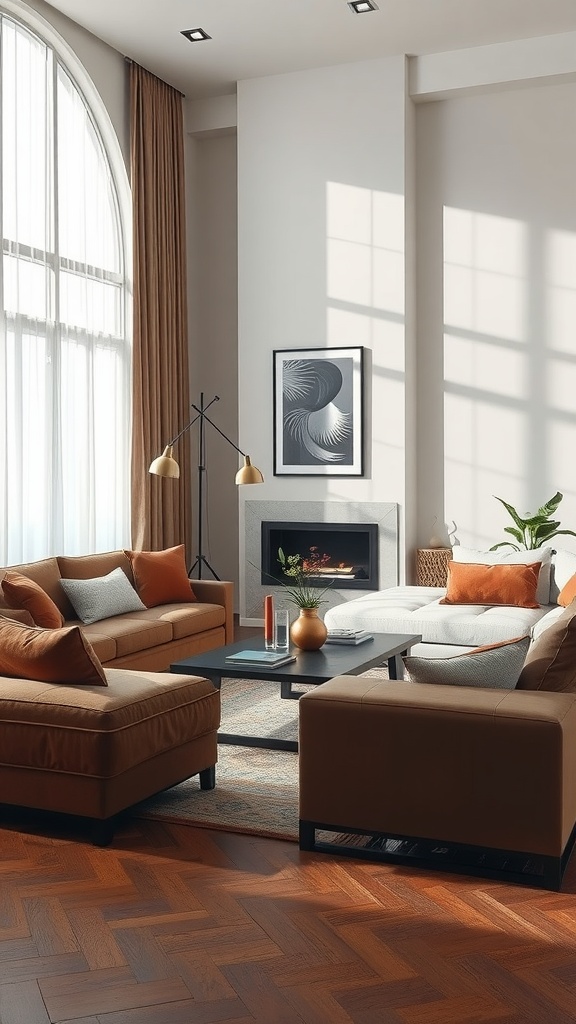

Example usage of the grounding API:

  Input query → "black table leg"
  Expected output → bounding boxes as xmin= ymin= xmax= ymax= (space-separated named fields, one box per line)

xmin=217 ymin=674 xmax=298 ymax=750
xmin=388 ymin=652 xmax=407 ymax=679
xmin=280 ymin=679 xmax=301 ymax=700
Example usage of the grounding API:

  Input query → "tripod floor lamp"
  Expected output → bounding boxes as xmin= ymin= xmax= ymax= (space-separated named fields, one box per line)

xmin=149 ymin=393 xmax=264 ymax=579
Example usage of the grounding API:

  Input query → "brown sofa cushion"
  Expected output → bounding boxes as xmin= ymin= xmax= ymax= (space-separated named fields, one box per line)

xmin=0 ymin=608 xmax=35 ymax=626
xmin=439 ymin=561 xmax=541 ymax=608
xmin=127 ymin=545 xmax=197 ymax=607
xmin=2 ymin=570 xmax=65 ymax=628
xmin=80 ymin=615 xmax=173 ymax=658
xmin=0 ymin=619 xmax=107 ymax=686
xmin=0 ymin=669 xmax=218 ymax=778
xmin=133 ymin=603 xmax=226 ymax=639
xmin=516 ymin=600 xmax=576 ymax=692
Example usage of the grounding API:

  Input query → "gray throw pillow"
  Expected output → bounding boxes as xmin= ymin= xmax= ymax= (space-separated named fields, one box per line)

xmin=403 ymin=635 xmax=531 ymax=690
xmin=60 ymin=567 xmax=146 ymax=624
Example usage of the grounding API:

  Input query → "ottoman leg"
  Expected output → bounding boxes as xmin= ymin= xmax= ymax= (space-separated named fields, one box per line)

xmin=91 ymin=817 xmax=116 ymax=847
xmin=199 ymin=765 xmax=216 ymax=790
xmin=299 ymin=820 xmax=315 ymax=851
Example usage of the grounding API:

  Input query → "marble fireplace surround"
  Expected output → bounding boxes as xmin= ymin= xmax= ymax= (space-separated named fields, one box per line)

xmin=242 ymin=500 xmax=398 ymax=624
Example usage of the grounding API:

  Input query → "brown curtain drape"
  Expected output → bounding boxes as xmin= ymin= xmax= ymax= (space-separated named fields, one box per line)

xmin=129 ymin=62 xmax=192 ymax=554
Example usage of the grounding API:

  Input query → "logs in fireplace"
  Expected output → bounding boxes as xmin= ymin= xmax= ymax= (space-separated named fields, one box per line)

xmin=261 ymin=521 xmax=379 ymax=591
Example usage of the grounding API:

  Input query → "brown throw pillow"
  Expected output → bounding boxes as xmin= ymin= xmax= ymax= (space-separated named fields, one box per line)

xmin=516 ymin=600 xmax=576 ymax=692
xmin=126 ymin=545 xmax=197 ymax=608
xmin=0 ymin=619 xmax=107 ymax=685
xmin=0 ymin=608 xmax=35 ymax=626
xmin=558 ymin=573 xmax=576 ymax=608
xmin=439 ymin=561 xmax=541 ymax=609
xmin=2 ymin=570 xmax=64 ymax=628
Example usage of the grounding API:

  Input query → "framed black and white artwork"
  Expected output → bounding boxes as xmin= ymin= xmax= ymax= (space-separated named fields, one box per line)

xmin=273 ymin=346 xmax=364 ymax=476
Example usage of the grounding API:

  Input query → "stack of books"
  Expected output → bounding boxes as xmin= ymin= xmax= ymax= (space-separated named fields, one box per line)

xmin=325 ymin=628 xmax=373 ymax=646
xmin=224 ymin=649 xmax=296 ymax=668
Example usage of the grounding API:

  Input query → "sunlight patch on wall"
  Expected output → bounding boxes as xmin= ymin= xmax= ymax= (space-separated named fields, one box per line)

xmin=547 ymin=229 xmax=576 ymax=355
xmin=544 ymin=229 xmax=576 ymax=537
xmin=443 ymin=206 xmax=528 ymax=547
xmin=444 ymin=208 xmax=526 ymax=341
xmin=444 ymin=335 xmax=526 ymax=398
xmin=326 ymin=182 xmax=405 ymax=315
xmin=547 ymin=420 xmax=576 ymax=528
xmin=327 ymin=306 xmax=372 ymax=346
xmin=326 ymin=181 xmax=406 ymax=496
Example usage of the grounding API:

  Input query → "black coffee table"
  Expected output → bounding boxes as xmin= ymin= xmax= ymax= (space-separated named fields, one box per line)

xmin=171 ymin=632 xmax=421 ymax=752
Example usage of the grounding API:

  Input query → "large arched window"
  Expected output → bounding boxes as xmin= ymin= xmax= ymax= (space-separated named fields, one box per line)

xmin=0 ymin=4 xmax=131 ymax=564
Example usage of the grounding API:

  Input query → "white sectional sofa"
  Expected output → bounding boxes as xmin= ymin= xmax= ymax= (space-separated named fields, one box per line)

xmin=324 ymin=545 xmax=576 ymax=658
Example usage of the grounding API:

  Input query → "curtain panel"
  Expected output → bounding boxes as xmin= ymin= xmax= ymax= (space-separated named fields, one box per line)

xmin=129 ymin=62 xmax=192 ymax=554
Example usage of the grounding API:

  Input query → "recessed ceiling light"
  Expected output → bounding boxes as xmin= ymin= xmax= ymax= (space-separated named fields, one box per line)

xmin=181 ymin=27 xmax=212 ymax=42
xmin=348 ymin=0 xmax=379 ymax=12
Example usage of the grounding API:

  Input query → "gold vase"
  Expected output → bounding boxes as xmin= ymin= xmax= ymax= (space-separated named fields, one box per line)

xmin=290 ymin=607 xmax=328 ymax=651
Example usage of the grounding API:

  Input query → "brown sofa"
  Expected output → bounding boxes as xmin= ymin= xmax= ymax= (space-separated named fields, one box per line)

xmin=0 ymin=666 xmax=220 ymax=844
xmin=0 ymin=550 xmax=229 ymax=842
xmin=0 ymin=549 xmax=233 ymax=671
xmin=299 ymin=677 xmax=576 ymax=890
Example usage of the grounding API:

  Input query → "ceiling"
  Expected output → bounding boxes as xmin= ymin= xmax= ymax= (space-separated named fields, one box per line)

xmin=43 ymin=0 xmax=576 ymax=100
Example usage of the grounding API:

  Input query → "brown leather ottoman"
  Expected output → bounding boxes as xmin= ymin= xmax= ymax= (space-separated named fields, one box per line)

xmin=0 ymin=667 xmax=220 ymax=843
xmin=298 ymin=675 xmax=576 ymax=890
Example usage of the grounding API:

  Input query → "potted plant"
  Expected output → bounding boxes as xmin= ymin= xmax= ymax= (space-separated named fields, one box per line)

xmin=490 ymin=491 xmax=576 ymax=551
xmin=276 ymin=546 xmax=332 ymax=650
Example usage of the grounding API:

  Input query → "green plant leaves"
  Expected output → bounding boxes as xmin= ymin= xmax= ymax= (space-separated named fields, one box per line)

xmin=489 ymin=491 xmax=576 ymax=551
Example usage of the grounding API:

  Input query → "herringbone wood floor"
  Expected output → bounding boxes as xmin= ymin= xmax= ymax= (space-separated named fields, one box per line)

xmin=3 ymin=621 xmax=576 ymax=1023
xmin=1 ymin=812 xmax=576 ymax=1024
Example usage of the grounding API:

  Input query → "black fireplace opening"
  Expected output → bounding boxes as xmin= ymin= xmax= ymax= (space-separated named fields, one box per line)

xmin=261 ymin=521 xmax=379 ymax=591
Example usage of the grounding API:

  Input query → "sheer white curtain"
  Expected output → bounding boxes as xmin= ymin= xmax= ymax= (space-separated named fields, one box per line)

xmin=0 ymin=13 xmax=130 ymax=565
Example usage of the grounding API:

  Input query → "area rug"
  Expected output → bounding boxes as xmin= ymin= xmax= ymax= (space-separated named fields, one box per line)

xmin=133 ymin=670 xmax=386 ymax=840
xmin=132 ymin=676 xmax=315 ymax=840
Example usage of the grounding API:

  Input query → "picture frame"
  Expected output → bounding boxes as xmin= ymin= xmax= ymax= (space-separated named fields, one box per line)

xmin=273 ymin=346 xmax=365 ymax=476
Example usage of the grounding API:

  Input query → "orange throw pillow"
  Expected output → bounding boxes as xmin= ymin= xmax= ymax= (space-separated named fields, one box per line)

xmin=558 ymin=573 xmax=576 ymax=608
xmin=0 ymin=619 xmax=107 ymax=685
xmin=439 ymin=560 xmax=541 ymax=608
xmin=127 ymin=545 xmax=197 ymax=608
xmin=2 ymin=570 xmax=64 ymax=628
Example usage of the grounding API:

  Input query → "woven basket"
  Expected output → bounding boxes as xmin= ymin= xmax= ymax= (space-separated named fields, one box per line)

xmin=416 ymin=548 xmax=452 ymax=587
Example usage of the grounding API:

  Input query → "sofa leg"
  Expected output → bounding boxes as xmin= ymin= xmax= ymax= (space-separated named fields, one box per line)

xmin=91 ymin=818 xmax=115 ymax=847
xmin=199 ymin=765 xmax=216 ymax=790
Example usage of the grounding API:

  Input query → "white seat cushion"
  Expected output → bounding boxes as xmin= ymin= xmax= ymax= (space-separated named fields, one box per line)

xmin=324 ymin=586 xmax=553 ymax=648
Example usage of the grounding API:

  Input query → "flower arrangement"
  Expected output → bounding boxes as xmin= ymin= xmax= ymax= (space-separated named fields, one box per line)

xmin=276 ymin=546 xmax=333 ymax=609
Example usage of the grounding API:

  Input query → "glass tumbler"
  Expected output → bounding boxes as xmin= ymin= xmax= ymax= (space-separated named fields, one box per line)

xmin=273 ymin=608 xmax=290 ymax=651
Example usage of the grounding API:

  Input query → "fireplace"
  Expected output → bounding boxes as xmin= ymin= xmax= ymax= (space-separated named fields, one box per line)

xmin=261 ymin=521 xmax=379 ymax=591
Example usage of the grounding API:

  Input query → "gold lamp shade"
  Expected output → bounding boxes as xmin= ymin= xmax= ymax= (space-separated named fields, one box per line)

xmin=149 ymin=445 xmax=180 ymax=478
xmin=235 ymin=455 xmax=264 ymax=485
xmin=150 ymin=446 xmax=263 ymax=486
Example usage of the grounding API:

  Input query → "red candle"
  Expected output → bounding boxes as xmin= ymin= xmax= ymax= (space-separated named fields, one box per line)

xmin=264 ymin=594 xmax=274 ymax=643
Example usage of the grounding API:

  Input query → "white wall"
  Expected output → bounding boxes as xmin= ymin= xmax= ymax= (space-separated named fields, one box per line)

xmin=236 ymin=57 xmax=414 ymax=615
xmin=416 ymin=81 xmax=576 ymax=553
